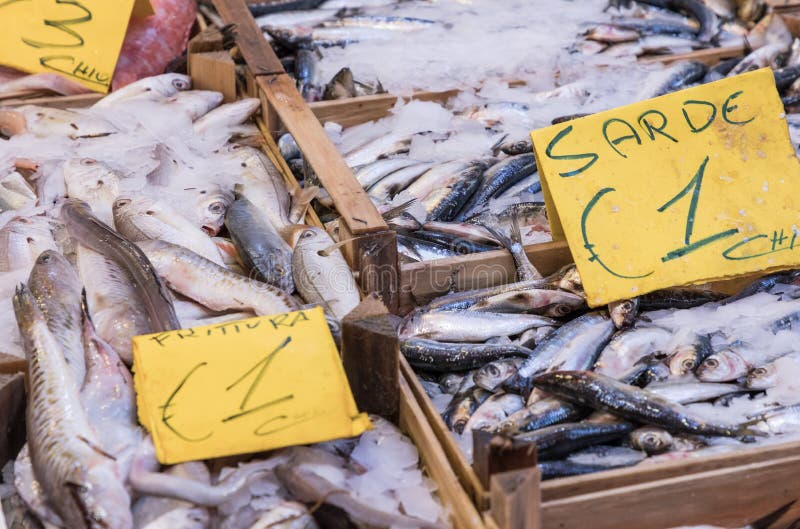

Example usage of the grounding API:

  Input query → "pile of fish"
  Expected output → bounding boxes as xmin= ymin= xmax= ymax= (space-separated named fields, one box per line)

xmin=400 ymin=252 xmax=800 ymax=480
xmin=0 ymin=75 xmax=449 ymax=528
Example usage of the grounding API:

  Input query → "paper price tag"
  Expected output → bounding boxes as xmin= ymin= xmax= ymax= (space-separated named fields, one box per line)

xmin=532 ymin=68 xmax=800 ymax=307
xmin=133 ymin=307 xmax=371 ymax=465
xmin=0 ymin=0 xmax=151 ymax=93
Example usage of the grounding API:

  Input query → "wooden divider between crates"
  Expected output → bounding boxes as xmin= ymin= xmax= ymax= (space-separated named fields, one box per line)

xmin=210 ymin=0 xmax=400 ymax=312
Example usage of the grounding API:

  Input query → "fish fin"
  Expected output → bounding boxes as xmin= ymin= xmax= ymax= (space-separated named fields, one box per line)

xmin=289 ymin=186 xmax=318 ymax=224
xmin=510 ymin=215 xmax=523 ymax=247
xmin=750 ymin=500 xmax=796 ymax=529
xmin=490 ymin=133 xmax=509 ymax=156
xmin=476 ymin=222 xmax=512 ymax=250
xmin=382 ymin=198 xmax=416 ymax=220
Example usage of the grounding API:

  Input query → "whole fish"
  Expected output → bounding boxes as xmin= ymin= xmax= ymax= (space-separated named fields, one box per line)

xmin=14 ymin=284 xmax=133 ymax=529
xmin=696 ymin=344 xmax=791 ymax=382
xmin=400 ymin=311 xmax=557 ymax=342
xmin=289 ymin=226 xmax=360 ymax=320
xmin=401 ymin=338 xmax=532 ymax=372
xmin=533 ymin=370 xmax=761 ymax=439
xmin=504 ymin=312 xmax=614 ymax=395
xmin=464 ymin=392 xmax=525 ymax=432
xmin=647 ymin=381 xmax=747 ymax=404
xmin=0 ymin=105 xmax=117 ymax=138
xmin=61 ymin=199 xmax=180 ymax=332
xmin=397 ymin=161 xmax=472 ymax=205
xmin=63 ymin=159 xmax=122 ymax=226
xmin=514 ymin=421 xmax=634 ymax=460
xmin=629 ymin=426 xmax=673 ymax=455
xmin=138 ymin=240 xmax=298 ymax=316
xmin=113 ymin=195 xmax=225 ymax=266
xmin=397 ymin=234 xmax=458 ymax=261
xmin=94 ymin=73 xmax=191 ymax=108
xmin=407 ymin=230 xmax=498 ymax=255
xmin=344 ymin=132 xmax=411 ymax=167
xmin=27 ymin=250 xmax=85 ymax=385
xmin=224 ymin=192 xmax=294 ymax=292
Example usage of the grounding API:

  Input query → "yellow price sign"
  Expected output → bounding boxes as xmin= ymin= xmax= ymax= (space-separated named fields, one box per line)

xmin=133 ymin=307 xmax=371 ymax=465
xmin=0 ymin=0 xmax=151 ymax=93
xmin=532 ymin=68 xmax=800 ymax=307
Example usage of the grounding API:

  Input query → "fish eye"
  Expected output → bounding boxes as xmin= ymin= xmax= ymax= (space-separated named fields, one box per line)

xmin=643 ymin=434 xmax=657 ymax=445
xmin=681 ymin=358 xmax=695 ymax=370
xmin=115 ymin=198 xmax=130 ymax=208
xmin=753 ymin=367 xmax=768 ymax=376
xmin=301 ymin=230 xmax=315 ymax=239
xmin=26 ymin=237 xmax=34 ymax=244
xmin=173 ymin=79 xmax=190 ymax=90
xmin=488 ymin=366 xmax=500 ymax=376
xmin=705 ymin=358 xmax=719 ymax=368
xmin=208 ymin=201 xmax=225 ymax=214
xmin=81 ymin=159 xmax=96 ymax=166
xmin=145 ymin=210 xmax=155 ymax=216
xmin=37 ymin=253 xmax=51 ymax=264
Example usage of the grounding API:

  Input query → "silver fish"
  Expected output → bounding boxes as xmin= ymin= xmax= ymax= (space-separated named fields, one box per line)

xmin=0 ymin=216 xmax=57 ymax=273
xmin=63 ymin=159 xmax=122 ymax=227
xmin=138 ymin=240 xmax=298 ymax=316
xmin=400 ymin=311 xmax=557 ymax=342
xmin=464 ymin=392 xmax=524 ymax=432
xmin=474 ymin=358 xmax=523 ymax=391
xmin=14 ymin=283 xmax=132 ymax=529
xmin=93 ymin=74 xmax=191 ymax=108
xmin=630 ymin=426 xmax=673 ymax=455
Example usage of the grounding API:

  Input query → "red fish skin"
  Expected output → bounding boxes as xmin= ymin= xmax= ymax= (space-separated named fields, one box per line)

xmin=111 ymin=0 xmax=197 ymax=90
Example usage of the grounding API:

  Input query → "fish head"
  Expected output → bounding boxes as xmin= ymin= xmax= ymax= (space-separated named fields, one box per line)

xmin=67 ymin=465 xmax=132 ymax=529
xmin=64 ymin=159 xmax=120 ymax=203
xmin=557 ymin=265 xmax=584 ymax=296
xmin=668 ymin=344 xmax=700 ymax=375
xmin=630 ymin=426 xmax=673 ymax=455
xmin=288 ymin=225 xmax=328 ymax=250
xmin=194 ymin=186 xmax=233 ymax=236
xmin=696 ymin=349 xmax=749 ymax=382
xmin=0 ymin=215 xmax=57 ymax=272
xmin=475 ymin=360 xmax=517 ymax=391
xmin=746 ymin=364 xmax=779 ymax=390
xmin=156 ymin=73 xmax=192 ymax=96
xmin=608 ymin=298 xmax=639 ymax=329
xmin=28 ymin=249 xmax=81 ymax=301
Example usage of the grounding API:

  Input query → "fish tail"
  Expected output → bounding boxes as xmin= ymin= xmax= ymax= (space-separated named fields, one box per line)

xmin=382 ymin=198 xmax=416 ymax=220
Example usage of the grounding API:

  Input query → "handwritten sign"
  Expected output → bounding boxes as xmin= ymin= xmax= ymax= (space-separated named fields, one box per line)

xmin=532 ymin=68 xmax=800 ymax=307
xmin=133 ymin=307 xmax=371 ymax=465
xmin=0 ymin=0 xmax=151 ymax=93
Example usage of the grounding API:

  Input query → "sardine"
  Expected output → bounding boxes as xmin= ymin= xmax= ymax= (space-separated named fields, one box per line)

xmin=368 ymin=162 xmax=435 ymax=202
xmin=496 ymin=397 xmax=586 ymax=434
xmin=666 ymin=335 xmax=713 ymax=375
xmin=593 ymin=326 xmax=672 ymax=378
xmin=225 ymin=192 xmax=294 ymax=292
xmin=533 ymin=370 xmax=761 ymax=439
xmin=474 ymin=358 xmax=523 ymax=391
xmin=454 ymin=154 xmax=536 ymax=221
xmin=647 ymin=381 xmax=747 ymax=404
xmin=629 ymin=426 xmax=673 ymax=454
xmin=514 ymin=421 xmax=634 ymax=460
xmin=400 ymin=311 xmax=556 ymax=342
xmin=443 ymin=386 xmax=492 ymax=434
xmin=464 ymin=392 xmax=524 ymax=432
xmin=401 ymin=338 xmax=532 ymax=372
xmin=608 ymin=298 xmax=639 ymax=329
xmin=138 ymin=240 xmax=298 ymax=316
xmin=61 ymin=199 xmax=180 ymax=332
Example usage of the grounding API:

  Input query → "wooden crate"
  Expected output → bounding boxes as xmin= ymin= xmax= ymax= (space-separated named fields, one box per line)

xmin=399 ymin=241 xmax=800 ymax=529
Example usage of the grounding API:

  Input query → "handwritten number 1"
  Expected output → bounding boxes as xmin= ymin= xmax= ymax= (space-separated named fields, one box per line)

xmin=657 ymin=156 xmax=737 ymax=262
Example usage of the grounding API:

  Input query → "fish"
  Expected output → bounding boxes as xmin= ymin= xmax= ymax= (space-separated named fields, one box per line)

xmin=132 ymin=463 xmax=211 ymax=529
xmin=666 ymin=335 xmax=714 ymax=375
xmin=533 ymin=370 xmax=762 ymax=439
xmin=454 ymin=154 xmax=536 ymax=221
xmin=324 ymin=67 xmax=357 ymax=100
xmin=113 ymin=195 xmax=225 ymax=266
xmin=629 ymin=426 xmax=673 ymax=454
xmin=0 ymin=216 xmax=57 ymax=273
xmin=464 ymin=392 xmax=524 ymax=432
xmin=355 ymin=158 xmax=424 ymax=190
xmin=168 ymin=91 xmax=224 ymax=121
xmin=63 ymin=159 xmax=122 ymax=226
xmin=483 ymin=217 xmax=542 ymax=281
xmin=424 ymin=164 xmax=485 ymax=222
xmin=608 ymin=298 xmax=639 ymax=329
xmin=638 ymin=61 xmax=707 ymax=99
xmin=0 ymin=105 xmax=117 ymax=138
xmin=496 ymin=397 xmax=586 ymax=434
xmin=193 ymin=98 xmax=261 ymax=135
xmin=94 ymin=74 xmax=192 ymax=108
xmin=474 ymin=358 xmax=523 ymax=391
xmin=368 ymin=162 xmax=435 ymax=202
xmin=138 ymin=240 xmax=298 ymax=316
xmin=593 ymin=326 xmax=672 ymax=378
xmin=0 ymin=171 xmax=36 ymax=212
xmin=0 ymin=72 xmax=90 ymax=96
xmin=289 ymin=226 xmax=360 ymax=320
xmin=225 ymin=192 xmax=295 ymax=292
xmin=27 ymin=250 xmax=86 ymax=385
xmin=61 ymin=199 xmax=180 ymax=332
xmin=400 ymin=311 xmax=557 ymax=342
xmin=443 ymin=386 xmax=492 ymax=434
xmin=13 ymin=283 xmax=133 ymax=529
xmin=401 ymin=338 xmax=532 ymax=372
xmin=514 ymin=421 xmax=634 ymax=460
xmin=344 ymin=132 xmax=411 ymax=167
xmin=504 ymin=312 xmax=615 ymax=395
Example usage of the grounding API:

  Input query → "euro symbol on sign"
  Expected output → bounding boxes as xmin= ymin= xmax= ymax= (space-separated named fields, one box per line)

xmin=159 ymin=362 xmax=213 ymax=442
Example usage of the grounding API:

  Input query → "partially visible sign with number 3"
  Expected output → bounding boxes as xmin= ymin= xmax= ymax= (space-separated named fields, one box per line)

xmin=532 ymin=68 xmax=800 ymax=307
xmin=133 ymin=307 xmax=371 ymax=465
xmin=0 ymin=0 xmax=141 ymax=93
